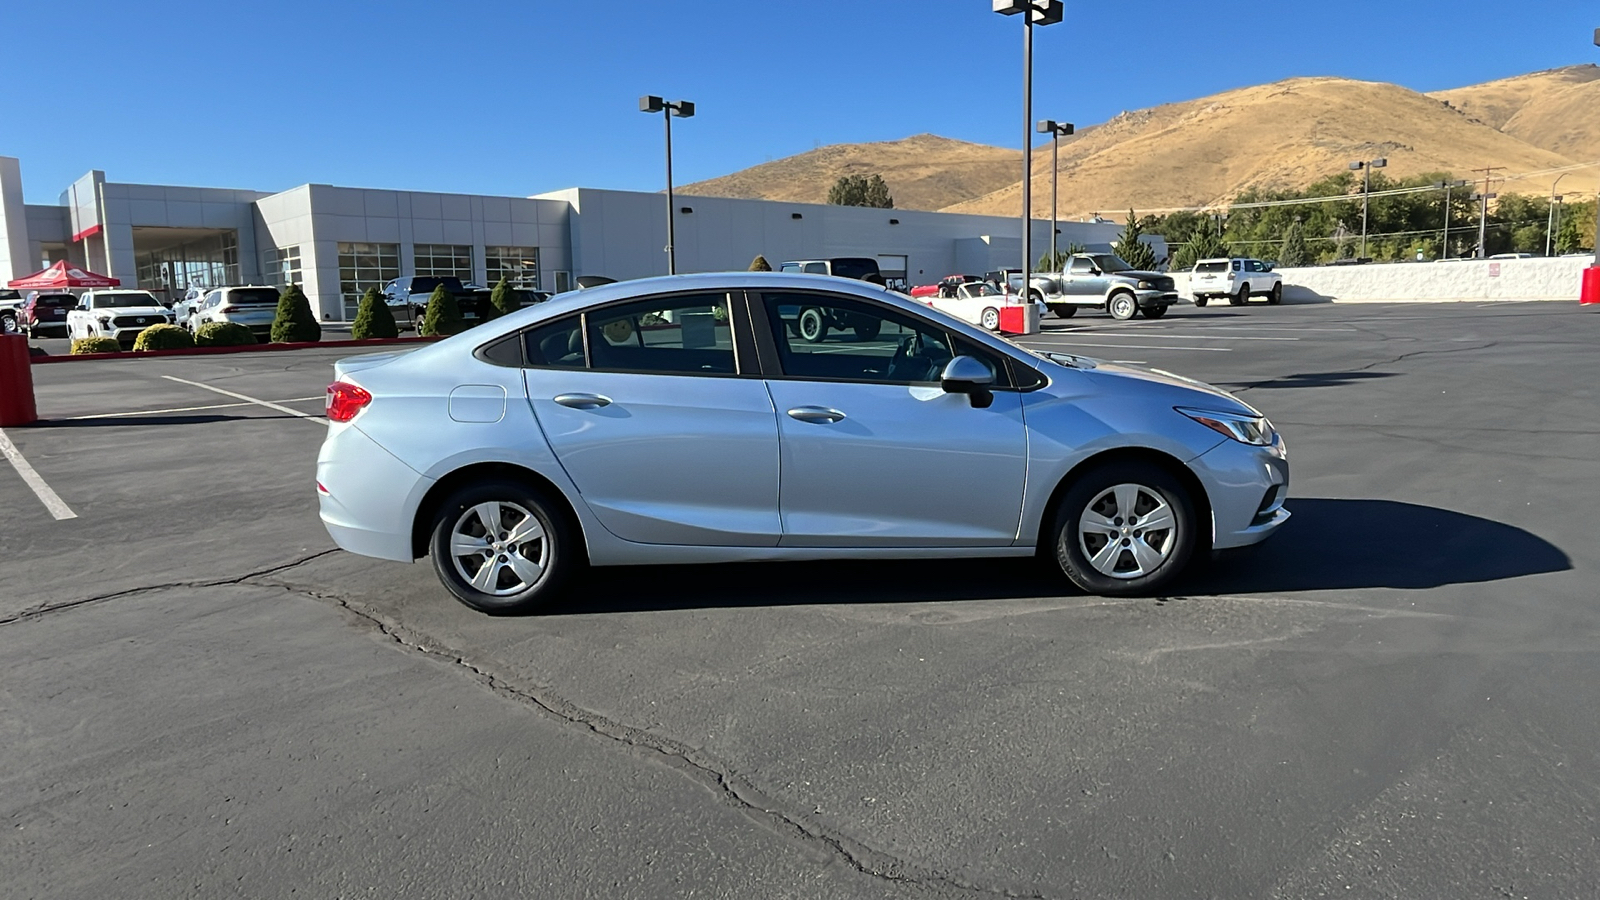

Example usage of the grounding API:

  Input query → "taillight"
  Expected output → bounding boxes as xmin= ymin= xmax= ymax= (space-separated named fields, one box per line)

xmin=326 ymin=381 xmax=372 ymax=422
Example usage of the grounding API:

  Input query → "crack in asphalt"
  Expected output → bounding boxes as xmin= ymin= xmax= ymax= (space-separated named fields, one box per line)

xmin=0 ymin=549 xmax=340 ymax=627
xmin=248 ymin=576 xmax=1057 ymax=900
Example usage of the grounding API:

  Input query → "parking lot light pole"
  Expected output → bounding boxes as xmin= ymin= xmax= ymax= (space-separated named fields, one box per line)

xmin=1434 ymin=179 xmax=1466 ymax=258
xmin=640 ymin=95 xmax=695 ymax=275
xmin=995 ymin=0 xmax=1062 ymax=299
xmin=1473 ymin=191 xmax=1498 ymax=258
xmin=1546 ymin=173 xmax=1567 ymax=257
xmin=1037 ymin=119 xmax=1074 ymax=266
xmin=1349 ymin=158 xmax=1387 ymax=259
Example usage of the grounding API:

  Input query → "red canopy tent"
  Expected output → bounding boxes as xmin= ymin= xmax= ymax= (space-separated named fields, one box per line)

xmin=6 ymin=260 xmax=121 ymax=290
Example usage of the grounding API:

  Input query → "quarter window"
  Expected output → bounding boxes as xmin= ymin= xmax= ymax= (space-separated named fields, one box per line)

xmin=524 ymin=317 xmax=586 ymax=369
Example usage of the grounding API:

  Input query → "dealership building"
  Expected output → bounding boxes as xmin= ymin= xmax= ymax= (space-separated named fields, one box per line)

xmin=0 ymin=155 xmax=1154 ymax=321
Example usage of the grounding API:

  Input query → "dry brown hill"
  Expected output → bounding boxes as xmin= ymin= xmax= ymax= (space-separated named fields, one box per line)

xmin=1429 ymin=65 xmax=1600 ymax=164
xmin=677 ymin=133 xmax=1020 ymax=211
xmin=943 ymin=76 xmax=1584 ymax=220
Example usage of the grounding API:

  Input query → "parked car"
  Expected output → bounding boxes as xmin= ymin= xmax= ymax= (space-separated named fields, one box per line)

xmin=1191 ymin=258 xmax=1283 ymax=307
xmin=777 ymin=258 xmax=886 ymax=284
xmin=915 ymin=281 xmax=1047 ymax=330
xmin=909 ymin=274 xmax=983 ymax=299
xmin=189 ymin=286 xmax=282 ymax=339
xmin=66 ymin=290 xmax=174 ymax=348
xmin=317 ymin=271 xmax=1290 ymax=614
xmin=20 ymin=292 xmax=78 ymax=338
xmin=1022 ymin=254 xmax=1180 ymax=320
xmin=0 ymin=290 xmax=23 ymax=335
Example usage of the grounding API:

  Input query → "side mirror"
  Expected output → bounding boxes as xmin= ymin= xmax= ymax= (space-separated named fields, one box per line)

xmin=940 ymin=356 xmax=995 ymax=409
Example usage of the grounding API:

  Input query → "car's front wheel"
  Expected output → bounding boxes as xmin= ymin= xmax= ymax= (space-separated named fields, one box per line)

xmin=1107 ymin=292 xmax=1138 ymax=320
xmin=1268 ymin=283 xmax=1283 ymax=305
xmin=428 ymin=479 xmax=578 ymax=614
xmin=1050 ymin=304 xmax=1077 ymax=319
xmin=1051 ymin=462 xmax=1196 ymax=596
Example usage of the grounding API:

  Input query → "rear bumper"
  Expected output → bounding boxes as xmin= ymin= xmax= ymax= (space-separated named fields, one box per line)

xmin=317 ymin=422 xmax=431 ymax=562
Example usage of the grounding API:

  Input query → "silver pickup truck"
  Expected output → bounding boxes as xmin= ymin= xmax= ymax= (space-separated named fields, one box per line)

xmin=1015 ymin=253 xmax=1179 ymax=321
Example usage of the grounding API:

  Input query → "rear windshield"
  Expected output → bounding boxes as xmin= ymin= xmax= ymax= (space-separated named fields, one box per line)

xmin=227 ymin=288 xmax=281 ymax=306
xmin=37 ymin=295 xmax=77 ymax=307
xmin=1195 ymin=261 xmax=1228 ymax=273
xmin=829 ymin=258 xmax=880 ymax=280
xmin=409 ymin=277 xmax=463 ymax=294
xmin=98 ymin=293 xmax=161 ymax=308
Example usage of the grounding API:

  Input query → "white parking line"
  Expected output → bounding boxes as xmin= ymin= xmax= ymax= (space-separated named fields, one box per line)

xmin=67 ymin=397 xmax=324 ymax=421
xmin=0 ymin=427 xmax=78 ymax=520
xmin=161 ymin=376 xmax=329 ymax=424
xmin=1021 ymin=339 xmax=1232 ymax=352
xmin=1045 ymin=330 xmax=1298 ymax=341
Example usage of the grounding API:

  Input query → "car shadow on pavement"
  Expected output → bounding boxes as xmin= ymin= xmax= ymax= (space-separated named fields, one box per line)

xmin=30 ymin=414 xmax=306 ymax=428
xmin=554 ymin=498 xmax=1569 ymax=616
xmin=1220 ymin=371 xmax=1399 ymax=391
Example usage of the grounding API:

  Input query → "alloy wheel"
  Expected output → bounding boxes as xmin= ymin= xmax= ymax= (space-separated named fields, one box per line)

xmin=448 ymin=501 xmax=550 ymax=596
xmin=1075 ymin=483 xmax=1178 ymax=579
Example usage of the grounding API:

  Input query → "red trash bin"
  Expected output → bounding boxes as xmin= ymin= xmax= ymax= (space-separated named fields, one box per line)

xmin=1581 ymin=266 xmax=1600 ymax=306
xmin=0 ymin=334 xmax=38 ymax=426
xmin=998 ymin=302 xmax=1040 ymax=334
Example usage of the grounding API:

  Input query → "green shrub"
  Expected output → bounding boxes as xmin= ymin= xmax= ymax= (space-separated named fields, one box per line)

xmin=419 ymin=285 xmax=464 ymax=336
xmin=70 ymin=336 xmax=122 ymax=355
xmin=270 ymin=284 xmax=322 ymax=343
xmin=487 ymin=277 xmax=518 ymax=320
xmin=132 ymin=324 xmax=195 ymax=352
xmin=748 ymin=255 xmax=772 ymax=272
xmin=194 ymin=321 xmax=257 ymax=347
xmin=350 ymin=287 xmax=399 ymax=340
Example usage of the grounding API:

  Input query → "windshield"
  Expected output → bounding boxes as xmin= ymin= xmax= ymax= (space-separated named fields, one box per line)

xmin=1091 ymin=254 xmax=1134 ymax=273
xmin=409 ymin=277 xmax=463 ymax=294
xmin=960 ymin=283 xmax=999 ymax=297
xmin=226 ymin=288 xmax=281 ymax=306
xmin=98 ymin=293 xmax=162 ymax=308
xmin=829 ymin=258 xmax=880 ymax=280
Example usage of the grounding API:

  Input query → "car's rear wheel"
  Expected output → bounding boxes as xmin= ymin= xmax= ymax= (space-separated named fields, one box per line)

xmin=1050 ymin=304 xmax=1077 ymax=319
xmin=1141 ymin=304 xmax=1168 ymax=319
xmin=980 ymin=307 xmax=1000 ymax=330
xmin=428 ymin=479 xmax=578 ymax=614
xmin=1231 ymin=285 xmax=1249 ymax=306
xmin=1268 ymin=283 xmax=1283 ymax=305
xmin=1051 ymin=462 xmax=1196 ymax=596
xmin=798 ymin=307 xmax=828 ymax=343
xmin=0 ymin=314 xmax=17 ymax=335
xmin=1107 ymin=292 xmax=1138 ymax=320
xmin=852 ymin=318 xmax=881 ymax=341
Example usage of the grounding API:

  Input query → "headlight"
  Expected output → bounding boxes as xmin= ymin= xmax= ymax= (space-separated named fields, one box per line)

xmin=1176 ymin=407 xmax=1276 ymax=446
xmin=1137 ymin=281 xmax=1153 ymax=289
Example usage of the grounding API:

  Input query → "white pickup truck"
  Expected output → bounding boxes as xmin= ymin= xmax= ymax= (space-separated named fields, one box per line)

xmin=67 ymin=289 xmax=174 ymax=348
xmin=1190 ymin=258 xmax=1283 ymax=306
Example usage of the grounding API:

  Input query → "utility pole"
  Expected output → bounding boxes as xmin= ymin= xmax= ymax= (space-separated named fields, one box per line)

xmin=1471 ymin=166 xmax=1506 ymax=258
xmin=1349 ymin=158 xmax=1387 ymax=259
xmin=1547 ymin=173 xmax=1567 ymax=257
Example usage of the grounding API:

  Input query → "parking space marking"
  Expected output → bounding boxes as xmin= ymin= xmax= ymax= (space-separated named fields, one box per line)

xmin=1044 ymin=330 xmax=1298 ymax=341
xmin=1019 ymin=339 xmax=1232 ymax=352
xmin=0 ymin=427 xmax=78 ymax=521
xmin=160 ymin=376 xmax=329 ymax=424
xmin=65 ymin=397 xmax=325 ymax=421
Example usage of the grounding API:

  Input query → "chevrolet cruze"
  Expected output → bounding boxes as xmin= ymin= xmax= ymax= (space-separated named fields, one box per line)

xmin=318 ymin=272 xmax=1288 ymax=613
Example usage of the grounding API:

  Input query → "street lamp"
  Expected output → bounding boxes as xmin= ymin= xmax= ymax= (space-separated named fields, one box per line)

xmin=1472 ymin=191 xmax=1498 ymax=258
xmin=994 ymin=0 xmax=1063 ymax=298
xmin=1349 ymin=157 xmax=1387 ymax=259
xmin=639 ymin=95 xmax=695 ymax=275
xmin=1036 ymin=119 xmax=1074 ymax=266
xmin=1547 ymin=172 xmax=1568 ymax=257
xmin=1434 ymin=179 xmax=1466 ymax=259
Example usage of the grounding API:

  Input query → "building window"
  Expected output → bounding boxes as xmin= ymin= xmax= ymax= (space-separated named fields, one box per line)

xmin=485 ymin=246 xmax=540 ymax=288
xmin=413 ymin=244 xmax=473 ymax=282
xmin=134 ymin=230 xmax=241 ymax=301
xmin=338 ymin=242 xmax=401 ymax=319
xmin=262 ymin=246 xmax=302 ymax=287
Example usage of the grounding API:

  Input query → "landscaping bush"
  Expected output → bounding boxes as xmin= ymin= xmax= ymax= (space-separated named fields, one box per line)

xmin=70 ymin=336 xmax=122 ymax=355
xmin=132 ymin=324 xmax=195 ymax=352
xmin=270 ymin=284 xmax=322 ymax=343
xmin=419 ymin=285 xmax=464 ymax=337
xmin=350 ymin=287 xmax=399 ymax=340
xmin=194 ymin=321 xmax=257 ymax=347
xmin=487 ymin=277 xmax=518 ymax=320
xmin=748 ymin=255 xmax=772 ymax=272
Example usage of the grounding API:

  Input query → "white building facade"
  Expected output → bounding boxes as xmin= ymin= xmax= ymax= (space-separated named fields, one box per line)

xmin=0 ymin=156 xmax=1155 ymax=321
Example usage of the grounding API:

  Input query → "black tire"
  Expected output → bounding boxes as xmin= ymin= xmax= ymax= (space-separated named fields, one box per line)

xmin=1107 ymin=292 xmax=1138 ymax=321
xmin=1194 ymin=296 xmax=1209 ymax=308
xmin=852 ymin=318 xmax=881 ymax=341
xmin=1050 ymin=462 xmax=1197 ymax=596
xmin=798 ymin=307 xmax=828 ymax=343
xmin=1268 ymin=283 xmax=1283 ymax=305
xmin=1141 ymin=304 xmax=1169 ymax=319
xmin=0 ymin=314 xmax=17 ymax=335
xmin=1049 ymin=304 xmax=1077 ymax=319
xmin=428 ymin=479 xmax=580 ymax=614
xmin=1028 ymin=291 xmax=1044 ymax=305
xmin=980 ymin=307 xmax=1000 ymax=330
xmin=1231 ymin=285 xmax=1249 ymax=306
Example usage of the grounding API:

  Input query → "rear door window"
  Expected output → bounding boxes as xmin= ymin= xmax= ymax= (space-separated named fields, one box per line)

xmin=585 ymin=295 xmax=737 ymax=375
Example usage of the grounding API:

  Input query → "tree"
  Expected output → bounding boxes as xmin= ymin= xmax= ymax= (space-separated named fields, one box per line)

xmin=1279 ymin=220 xmax=1311 ymax=267
xmin=488 ymin=277 xmax=519 ymax=319
xmin=351 ymin=286 xmax=399 ymax=340
xmin=1037 ymin=243 xmax=1088 ymax=272
xmin=1113 ymin=210 xmax=1158 ymax=270
xmin=1170 ymin=227 xmax=1231 ymax=271
xmin=418 ymin=284 xmax=464 ymax=337
xmin=270 ymin=284 xmax=321 ymax=343
xmin=748 ymin=255 xmax=772 ymax=272
xmin=827 ymin=173 xmax=894 ymax=208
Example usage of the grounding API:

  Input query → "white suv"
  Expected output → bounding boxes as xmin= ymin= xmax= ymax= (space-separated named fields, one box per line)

xmin=1191 ymin=258 xmax=1283 ymax=307
xmin=190 ymin=286 xmax=282 ymax=340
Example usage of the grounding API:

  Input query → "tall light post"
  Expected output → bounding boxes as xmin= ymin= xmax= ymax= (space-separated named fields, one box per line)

xmin=1349 ymin=157 xmax=1387 ymax=259
xmin=1473 ymin=191 xmax=1498 ymax=258
xmin=1434 ymin=179 xmax=1466 ymax=259
xmin=1593 ymin=27 xmax=1599 ymax=264
xmin=994 ymin=0 xmax=1063 ymax=298
xmin=1546 ymin=172 xmax=1568 ymax=257
xmin=1036 ymin=119 xmax=1074 ymax=267
xmin=639 ymin=95 xmax=695 ymax=275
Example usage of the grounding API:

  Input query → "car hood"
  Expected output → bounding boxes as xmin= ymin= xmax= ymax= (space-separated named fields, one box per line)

xmin=1079 ymin=360 xmax=1261 ymax=417
xmin=92 ymin=306 xmax=168 ymax=316
xmin=1107 ymin=270 xmax=1166 ymax=281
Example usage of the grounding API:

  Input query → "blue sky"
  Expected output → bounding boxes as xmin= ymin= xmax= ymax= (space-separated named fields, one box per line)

xmin=3 ymin=0 xmax=1595 ymax=203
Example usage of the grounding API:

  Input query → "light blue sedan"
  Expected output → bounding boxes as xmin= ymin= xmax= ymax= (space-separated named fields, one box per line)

xmin=317 ymin=272 xmax=1289 ymax=613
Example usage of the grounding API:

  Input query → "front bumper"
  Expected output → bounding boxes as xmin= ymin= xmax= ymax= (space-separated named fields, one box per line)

xmin=1135 ymin=290 xmax=1179 ymax=307
xmin=1190 ymin=433 xmax=1290 ymax=550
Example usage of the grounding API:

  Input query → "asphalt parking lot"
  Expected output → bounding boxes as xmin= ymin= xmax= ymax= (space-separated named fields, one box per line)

xmin=3 ymin=300 xmax=1598 ymax=898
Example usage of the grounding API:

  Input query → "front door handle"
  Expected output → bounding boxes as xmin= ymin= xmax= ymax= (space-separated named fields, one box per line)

xmin=553 ymin=392 xmax=612 ymax=410
xmin=786 ymin=406 xmax=846 ymax=424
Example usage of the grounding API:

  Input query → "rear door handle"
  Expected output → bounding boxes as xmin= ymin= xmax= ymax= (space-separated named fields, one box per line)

xmin=786 ymin=406 xmax=846 ymax=424
xmin=553 ymin=393 xmax=612 ymax=410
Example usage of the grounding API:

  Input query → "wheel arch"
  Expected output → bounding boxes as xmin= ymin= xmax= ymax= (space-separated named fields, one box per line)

xmin=411 ymin=461 xmax=588 ymax=561
xmin=1034 ymin=447 xmax=1214 ymax=556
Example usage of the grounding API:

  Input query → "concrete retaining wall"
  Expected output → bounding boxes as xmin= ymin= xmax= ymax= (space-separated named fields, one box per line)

xmin=1172 ymin=256 xmax=1593 ymax=303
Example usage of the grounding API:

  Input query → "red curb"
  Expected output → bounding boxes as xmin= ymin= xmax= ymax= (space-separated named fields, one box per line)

xmin=32 ymin=335 xmax=444 ymax=364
